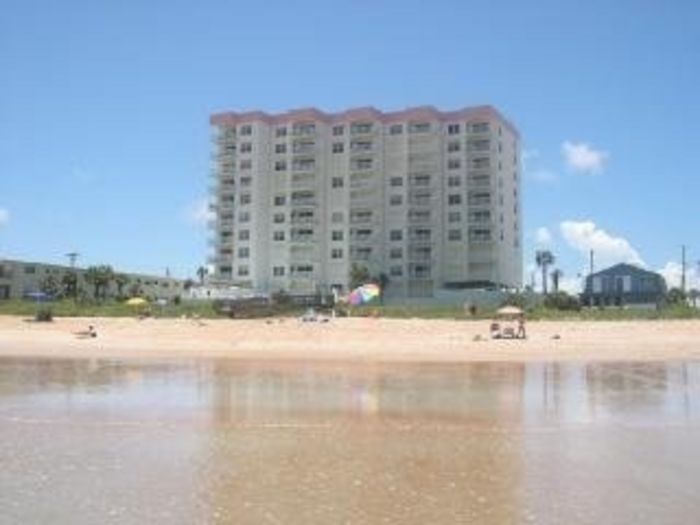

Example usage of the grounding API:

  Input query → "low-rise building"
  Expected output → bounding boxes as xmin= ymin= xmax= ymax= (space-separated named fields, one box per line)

xmin=0 ymin=259 xmax=185 ymax=301
xmin=581 ymin=263 xmax=667 ymax=308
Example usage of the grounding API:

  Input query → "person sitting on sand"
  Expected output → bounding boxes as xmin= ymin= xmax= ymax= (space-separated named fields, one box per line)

xmin=74 ymin=325 xmax=97 ymax=339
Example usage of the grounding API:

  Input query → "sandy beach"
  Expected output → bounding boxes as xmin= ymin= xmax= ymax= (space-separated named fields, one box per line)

xmin=1 ymin=315 xmax=700 ymax=362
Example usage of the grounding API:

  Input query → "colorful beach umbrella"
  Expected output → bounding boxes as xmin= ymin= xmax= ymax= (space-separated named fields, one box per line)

xmin=348 ymin=283 xmax=381 ymax=305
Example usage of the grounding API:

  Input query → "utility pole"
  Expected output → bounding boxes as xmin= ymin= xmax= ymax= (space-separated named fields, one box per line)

xmin=65 ymin=252 xmax=79 ymax=269
xmin=681 ymin=245 xmax=687 ymax=294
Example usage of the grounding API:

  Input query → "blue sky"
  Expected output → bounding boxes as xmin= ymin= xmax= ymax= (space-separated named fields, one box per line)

xmin=1 ymin=0 xmax=699 ymax=288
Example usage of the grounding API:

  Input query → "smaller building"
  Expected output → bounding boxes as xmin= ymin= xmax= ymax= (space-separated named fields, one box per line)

xmin=0 ymin=259 xmax=185 ymax=301
xmin=581 ymin=263 xmax=667 ymax=308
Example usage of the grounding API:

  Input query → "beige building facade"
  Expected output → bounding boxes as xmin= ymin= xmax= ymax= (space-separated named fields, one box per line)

xmin=209 ymin=105 xmax=521 ymax=298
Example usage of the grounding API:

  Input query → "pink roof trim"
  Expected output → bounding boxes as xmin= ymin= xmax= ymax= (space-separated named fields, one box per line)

xmin=210 ymin=105 xmax=518 ymax=137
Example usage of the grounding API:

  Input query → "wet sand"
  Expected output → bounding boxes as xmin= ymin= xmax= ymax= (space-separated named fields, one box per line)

xmin=1 ymin=358 xmax=699 ymax=524
xmin=1 ymin=315 xmax=700 ymax=362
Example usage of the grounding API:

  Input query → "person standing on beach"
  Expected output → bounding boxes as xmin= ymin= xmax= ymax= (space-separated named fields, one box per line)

xmin=516 ymin=315 xmax=526 ymax=339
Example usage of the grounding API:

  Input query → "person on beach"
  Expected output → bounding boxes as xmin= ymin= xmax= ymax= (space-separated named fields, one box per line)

xmin=74 ymin=325 xmax=97 ymax=338
xmin=516 ymin=315 xmax=526 ymax=339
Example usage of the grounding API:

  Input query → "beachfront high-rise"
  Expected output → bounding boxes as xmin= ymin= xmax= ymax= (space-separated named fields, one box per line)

xmin=209 ymin=105 xmax=521 ymax=298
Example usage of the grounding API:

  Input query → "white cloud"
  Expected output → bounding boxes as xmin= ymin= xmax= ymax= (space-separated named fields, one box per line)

xmin=184 ymin=198 xmax=214 ymax=226
xmin=535 ymin=227 xmax=552 ymax=246
xmin=658 ymin=261 xmax=700 ymax=291
xmin=560 ymin=220 xmax=644 ymax=268
xmin=562 ymin=141 xmax=608 ymax=174
xmin=0 ymin=208 xmax=9 ymax=226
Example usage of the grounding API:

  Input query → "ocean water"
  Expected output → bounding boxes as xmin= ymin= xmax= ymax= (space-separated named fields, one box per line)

xmin=0 ymin=358 xmax=699 ymax=524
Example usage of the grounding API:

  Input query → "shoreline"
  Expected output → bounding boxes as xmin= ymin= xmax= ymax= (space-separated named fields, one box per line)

xmin=2 ymin=315 xmax=700 ymax=363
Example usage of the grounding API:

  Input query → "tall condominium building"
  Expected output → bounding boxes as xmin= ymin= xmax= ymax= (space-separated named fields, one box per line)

xmin=209 ymin=105 xmax=521 ymax=298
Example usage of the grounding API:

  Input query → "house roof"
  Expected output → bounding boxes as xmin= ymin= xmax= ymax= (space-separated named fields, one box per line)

xmin=588 ymin=263 xmax=663 ymax=279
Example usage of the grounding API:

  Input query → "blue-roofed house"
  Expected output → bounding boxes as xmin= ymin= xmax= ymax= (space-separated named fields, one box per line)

xmin=580 ymin=263 xmax=667 ymax=308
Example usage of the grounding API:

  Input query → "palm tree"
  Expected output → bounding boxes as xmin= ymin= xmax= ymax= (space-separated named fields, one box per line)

xmin=551 ymin=269 xmax=563 ymax=294
xmin=689 ymin=289 xmax=700 ymax=308
xmin=61 ymin=271 xmax=78 ymax=299
xmin=535 ymin=250 xmax=555 ymax=295
xmin=349 ymin=263 xmax=371 ymax=290
xmin=196 ymin=266 xmax=208 ymax=285
xmin=114 ymin=274 xmax=129 ymax=299
xmin=85 ymin=265 xmax=114 ymax=301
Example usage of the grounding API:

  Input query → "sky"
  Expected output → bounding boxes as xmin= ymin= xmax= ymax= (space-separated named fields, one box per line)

xmin=1 ymin=0 xmax=699 ymax=289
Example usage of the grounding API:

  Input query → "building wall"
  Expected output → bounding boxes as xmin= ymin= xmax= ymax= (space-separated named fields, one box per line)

xmin=0 ymin=259 xmax=185 ymax=300
xmin=209 ymin=105 xmax=522 ymax=297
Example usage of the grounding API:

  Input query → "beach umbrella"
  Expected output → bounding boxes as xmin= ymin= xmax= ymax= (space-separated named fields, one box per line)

xmin=348 ymin=283 xmax=381 ymax=306
xmin=25 ymin=291 xmax=51 ymax=302
xmin=125 ymin=297 xmax=148 ymax=306
xmin=497 ymin=305 xmax=523 ymax=316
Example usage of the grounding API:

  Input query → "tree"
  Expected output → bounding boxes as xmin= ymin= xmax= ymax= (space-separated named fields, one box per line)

xmin=372 ymin=272 xmax=390 ymax=304
xmin=666 ymin=287 xmax=687 ymax=306
xmin=84 ymin=265 xmax=114 ymax=301
xmin=349 ymin=263 xmax=371 ymax=290
xmin=551 ymin=268 xmax=563 ymax=294
xmin=196 ymin=266 xmax=208 ymax=285
xmin=535 ymin=250 xmax=555 ymax=295
xmin=114 ymin=274 xmax=129 ymax=299
xmin=183 ymin=279 xmax=195 ymax=292
xmin=61 ymin=271 xmax=78 ymax=299
xmin=689 ymin=289 xmax=700 ymax=308
xmin=40 ymin=274 xmax=60 ymax=298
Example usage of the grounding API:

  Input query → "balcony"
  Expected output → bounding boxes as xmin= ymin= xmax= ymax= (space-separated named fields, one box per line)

xmin=291 ymin=173 xmax=316 ymax=189
xmin=408 ymin=211 xmax=432 ymax=224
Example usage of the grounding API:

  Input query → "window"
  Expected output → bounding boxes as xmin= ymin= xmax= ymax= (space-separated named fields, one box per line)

xmin=409 ymin=122 xmax=430 ymax=133
xmin=239 ymin=159 xmax=252 ymax=170
xmin=273 ymin=231 xmax=285 ymax=241
xmin=448 ymin=158 xmax=461 ymax=170
xmin=240 ymin=176 xmax=252 ymax=187
xmin=292 ymin=158 xmax=315 ymax=171
xmin=448 ymin=176 xmax=461 ymax=187
xmin=275 ymin=143 xmax=287 ymax=154
xmin=273 ymin=266 xmax=285 ymax=276
xmin=332 ymin=177 xmax=344 ymax=188
xmin=447 ymin=124 xmax=460 ymax=135
xmin=332 ymin=142 xmax=344 ymax=153
xmin=24 ymin=266 xmax=36 ymax=274
xmin=239 ymin=125 xmax=252 ymax=136
xmin=275 ymin=127 xmax=287 ymax=137
xmin=352 ymin=158 xmax=372 ymax=170
xmin=390 ymin=177 xmax=403 ymax=187
xmin=332 ymin=230 xmax=344 ymax=241
xmin=351 ymin=122 xmax=373 ymax=134
xmin=390 ymin=265 xmax=403 ymax=276
xmin=469 ymin=228 xmax=492 ymax=242
xmin=448 ymin=211 xmax=461 ymax=223
xmin=293 ymin=123 xmax=315 ymax=136
xmin=389 ymin=124 xmax=403 ymax=135
xmin=390 ymin=248 xmax=403 ymax=259
xmin=389 ymin=195 xmax=403 ymax=206
xmin=274 ymin=195 xmax=286 ymax=206
xmin=273 ymin=213 xmax=285 ymax=223
xmin=237 ymin=265 xmax=249 ymax=276
xmin=390 ymin=230 xmax=403 ymax=241
xmin=471 ymin=157 xmax=490 ymax=169
xmin=331 ymin=248 xmax=343 ymax=259
xmin=240 ymin=142 xmax=252 ymax=153
xmin=238 ymin=247 xmax=249 ymax=258
xmin=471 ymin=122 xmax=489 ymax=133
xmin=240 ymin=194 xmax=251 ymax=205
xmin=448 ymin=229 xmax=462 ymax=241
xmin=275 ymin=160 xmax=287 ymax=172
xmin=238 ymin=211 xmax=250 ymax=223
xmin=332 ymin=125 xmax=344 ymax=136
xmin=447 ymin=141 xmax=460 ymax=152
xmin=448 ymin=194 xmax=462 ymax=205
xmin=469 ymin=210 xmax=491 ymax=223
xmin=238 ymin=230 xmax=250 ymax=241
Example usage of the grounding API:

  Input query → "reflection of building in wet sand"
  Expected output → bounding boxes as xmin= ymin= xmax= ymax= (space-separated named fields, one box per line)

xmin=203 ymin=361 xmax=527 ymax=523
